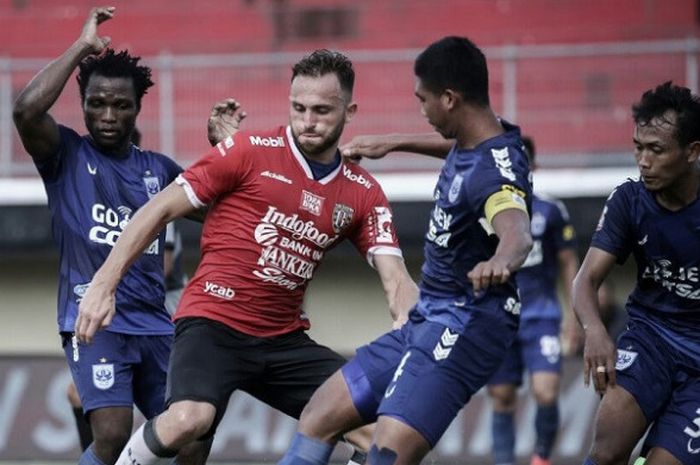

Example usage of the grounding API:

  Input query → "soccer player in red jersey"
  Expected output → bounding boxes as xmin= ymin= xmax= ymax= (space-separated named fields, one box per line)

xmin=77 ymin=49 xmax=418 ymax=465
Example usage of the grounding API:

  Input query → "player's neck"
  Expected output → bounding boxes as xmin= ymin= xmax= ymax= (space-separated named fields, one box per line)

xmin=454 ymin=107 xmax=504 ymax=150
xmin=655 ymin=173 xmax=700 ymax=211
xmin=301 ymin=146 xmax=339 ymax=165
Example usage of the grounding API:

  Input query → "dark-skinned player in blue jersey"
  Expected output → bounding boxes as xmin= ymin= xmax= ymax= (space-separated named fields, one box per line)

xmin=574 ymin=81 xmax=700 ymax=465
xmin=276 ymin=36 xmax=533 ymax=465
xmin=12 ymin=7 xmax=243 ymax=465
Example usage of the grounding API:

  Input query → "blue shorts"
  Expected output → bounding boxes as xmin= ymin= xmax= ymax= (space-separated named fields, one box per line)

xmin=488 ymin=318 xmax=561 ymax=386
xmin=614 ymin=320 xmax=700 ymax=465
xmin=343 ymin=307 xmax=517 ymax=447
xmin=62 ymin=330 xmax=172 ymax=418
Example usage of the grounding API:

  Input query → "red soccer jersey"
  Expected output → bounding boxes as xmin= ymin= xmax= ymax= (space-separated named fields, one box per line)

xmin=175 ymin=126 xmax=402 ymax=336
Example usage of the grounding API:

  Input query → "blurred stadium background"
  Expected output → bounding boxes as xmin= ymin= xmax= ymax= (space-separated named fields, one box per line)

xmin=0 ymin=0 xmax=697 ymax=463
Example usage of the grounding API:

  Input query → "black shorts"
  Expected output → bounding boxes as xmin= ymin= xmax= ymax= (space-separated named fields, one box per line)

xmin=166 ymin=317 xmax=347 ymax=438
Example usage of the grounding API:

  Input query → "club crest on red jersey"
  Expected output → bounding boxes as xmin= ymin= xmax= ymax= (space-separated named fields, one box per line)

xmin=332 ymin=204 xmax=354 ymax=234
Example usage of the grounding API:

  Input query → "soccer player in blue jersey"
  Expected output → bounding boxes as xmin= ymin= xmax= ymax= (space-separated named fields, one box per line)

xmin=573 ymin=81 xmax=700 ymax=465
xmin=276 ymin=36 xmax=533 ymax=465
xmin=12 ymin=7 xmax=220 ymax=465
xmin=487 ymin=136 xmax=579 ymax=465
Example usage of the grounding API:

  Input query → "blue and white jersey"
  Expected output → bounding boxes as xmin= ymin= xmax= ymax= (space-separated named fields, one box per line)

xmin=592 ymin=179 xmax=700 ymax=360
xmin=418 ymin=121 xmax=532 ymax=329
xmin=517 ymin=195 xmax=576 ymax=321
xmin=36 ymin=125 xmax=182 ymax=335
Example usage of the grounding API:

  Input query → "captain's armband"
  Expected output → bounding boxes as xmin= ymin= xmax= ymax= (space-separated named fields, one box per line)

xmin=484 ymin=185 xmax=528 ymax=225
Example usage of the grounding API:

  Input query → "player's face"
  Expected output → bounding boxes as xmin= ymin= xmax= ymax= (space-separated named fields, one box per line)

xmin=633 ymin=111 xmax=694 ymax=192
xmin=415 ymin=78 xmax=453 ymax=138
xmin=83 ymin=74 xmax=139 ymax=156
xmin=289 ymin=73 xmax=356 ymax=158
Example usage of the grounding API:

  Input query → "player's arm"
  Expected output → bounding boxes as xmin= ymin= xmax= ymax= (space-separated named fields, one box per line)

xmin=76 ymin=183 xmax=197 ymax=344
xmin=373 ymin=254 xmax=419 ymax=329
xmin=468 ymin=189 xmax=532 ymax=292
xmin=572 ymin=246 xmax=618 ymax=394
xmin=558 ymin=247 xmax=582 ymax=355
xmin=340 ymin=132 xmax=453 ymax=162
xmin=12 ymin=7 xmax=114 ymax=161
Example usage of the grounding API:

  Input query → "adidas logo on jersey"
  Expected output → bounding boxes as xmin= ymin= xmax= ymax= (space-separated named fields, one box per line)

xmin=249 ymin=135 xmax=285 ymax=147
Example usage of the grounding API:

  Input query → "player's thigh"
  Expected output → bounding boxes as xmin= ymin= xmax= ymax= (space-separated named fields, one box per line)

xmin=166 ymin=317 xmax=264 ymax=437
xmin=245 ymin=330 xmax=347 ymax=419
xmin=132 ymin=334 xmax=172 ymax=419
xmin=591 ymin=385 xmax=648 ymax=462
xmin=62 ymin=331 xmax=135 ymax=413
xmin=378 ymin=311 xmax=516 ymax=447
xmin=643 ymin=374 xmax=700 ymax=465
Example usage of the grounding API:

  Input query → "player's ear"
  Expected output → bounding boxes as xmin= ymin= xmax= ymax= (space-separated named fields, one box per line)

xmin=345 ymin=101 xmax=358 ymax=123
xmin=686 ymin=140 xmax=700 ymax=164
xmin=442 ymin=89 xmax=458 ymax=110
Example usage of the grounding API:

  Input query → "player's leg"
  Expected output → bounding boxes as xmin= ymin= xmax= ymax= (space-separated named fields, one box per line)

xmin=371 ymin=307 xmax=518 ymax=465
xmin=639 ymin=374 xmax=700 ymax=465
xmin=524 ymin=319 xmax=563 ymax=465
xmin=486 ymin=340 xmax=523 ymax=465
xmin=67 ymin=381 xmax=94 ymax=451
xmin=274 ymin=327 xmax=408 ymax=465
xmin=115 ymin=317 xmax=258 ymax=465
xmin=63 ymin=331 xmax=137 ymax=465
xmin=132 ymin=333 xmax=212 ymax=465
xmin=582 ymin=322 xmax=673 ymax=465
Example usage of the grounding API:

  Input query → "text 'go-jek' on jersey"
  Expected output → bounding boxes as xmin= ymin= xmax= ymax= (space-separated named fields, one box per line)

xmin=174 ymin=125 xmax=402 ymax=337
xmin=35 ymin=125 xmax=182 ymax=335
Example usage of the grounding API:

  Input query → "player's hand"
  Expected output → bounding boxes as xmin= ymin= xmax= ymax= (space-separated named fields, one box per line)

xmin=78 ymin=7 xmax=114 ymax=54
xmin=340 ymin=135 xmax=396 ymax=164
xmin=207 ymin=98 xmax=247 ymax=146
xmin=467 ymin=258 xmax=511 ymax=293
xmin=581 ymin=323 xmax=617 ymax=394
xmin=75 ymin=280 xmax=117 ymax=344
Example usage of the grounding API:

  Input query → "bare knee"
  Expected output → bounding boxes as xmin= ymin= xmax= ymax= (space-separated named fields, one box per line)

xmin=89 ymin=407 xmax=133 ymax=462
xmin=488 ymin=384 xmax=517 ymax=412
xmin=531 ymin=372 xmax=559 ymax=406
xmin=158 ymin=401 xmax=216 ymax=446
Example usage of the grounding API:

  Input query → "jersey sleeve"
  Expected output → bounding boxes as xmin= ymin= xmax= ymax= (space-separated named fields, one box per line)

xmin=469 ymin=145 xmax=531 ymax=225
xmin=590 ymin=182 xmax=634 ymax=263
xmin=350 ymin=182 xmax=403 ymax=267
xmin=34 ymin=125 xmax=82 ymax=183
xmin=549 ymin=199 xmax=577 ymax=251
xmin=177 ymin=133 xmax=252 ymax=208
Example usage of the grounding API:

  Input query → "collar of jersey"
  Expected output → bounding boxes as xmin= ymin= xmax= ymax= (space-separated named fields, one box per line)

xmin=286 ymin=126 xmax=342 ymax=185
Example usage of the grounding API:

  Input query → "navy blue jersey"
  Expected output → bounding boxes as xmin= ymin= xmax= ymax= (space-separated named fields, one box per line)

xmin=36 ymin=125 xmax=182 ymax=335
xmin=418 ymin=121 xmax=532 ymax=327
xmin=517 ymin=195 xmax=576 ymax=321
xmin=592 ymin=179 xmax=700 ymax=359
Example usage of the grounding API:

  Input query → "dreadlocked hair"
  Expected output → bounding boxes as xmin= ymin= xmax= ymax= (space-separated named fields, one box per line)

xmin=77 ymin=49 xmax=154 ymax=108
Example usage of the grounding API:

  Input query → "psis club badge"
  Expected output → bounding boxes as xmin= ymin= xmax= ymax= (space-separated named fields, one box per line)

xmin=92 ymin=362 xmax=115 ymax=390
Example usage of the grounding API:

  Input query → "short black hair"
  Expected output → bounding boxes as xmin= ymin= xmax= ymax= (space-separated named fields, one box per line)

xmin=292 ymin=49 xmax=355 ymax=97
xmin=414 ymin=36 xmax=489 ymax=106
xmin=522 ymin=135 xmax=535 ymax=165
xmin=632 ymin=81 xmax=700 ymax=148
xmin=77 ymin=49 xmax=154 ymax=108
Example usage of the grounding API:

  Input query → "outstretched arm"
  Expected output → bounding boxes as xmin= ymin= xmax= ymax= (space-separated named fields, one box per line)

xmin=75 ymin=183 xmax=196 ymax=343
xmin=13 ymin=6 xmax=114 ymax=161
xmin=572 ymin=247 xmax=618 ymax=394
xmin=373 ymin=255 xmax=419 ymax=329
xmin=340 ymin=132 xmax=453 ymax=162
